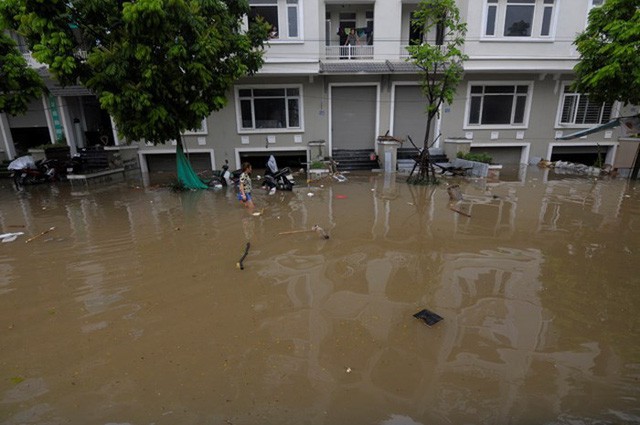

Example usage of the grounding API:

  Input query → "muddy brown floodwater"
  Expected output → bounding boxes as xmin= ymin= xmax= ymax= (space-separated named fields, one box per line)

xmin=1 ymin=166 xmax=639 ymax=425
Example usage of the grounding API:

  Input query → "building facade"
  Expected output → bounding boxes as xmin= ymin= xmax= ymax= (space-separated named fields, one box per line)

xmin=2 ymin=0 xmax=638 ymax=175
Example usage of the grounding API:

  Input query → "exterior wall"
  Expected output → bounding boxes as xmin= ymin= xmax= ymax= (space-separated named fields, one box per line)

xmin=3 ymin=0 xmax=637 ymax=172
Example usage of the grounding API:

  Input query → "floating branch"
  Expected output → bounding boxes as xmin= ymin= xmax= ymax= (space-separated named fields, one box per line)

xmin=278 ymin=229 xmax=315 ymax=235
xmin=449 ymin=206 xmax=471 ymax=217
xmin=25 ymin=227 xmax=55 ymax=243
xmin=236 ymin=242 xmax=251 ymax=270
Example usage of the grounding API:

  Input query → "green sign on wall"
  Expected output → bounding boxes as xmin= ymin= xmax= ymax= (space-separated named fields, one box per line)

xmin=48 ymin=95 xmax=64 ymax=142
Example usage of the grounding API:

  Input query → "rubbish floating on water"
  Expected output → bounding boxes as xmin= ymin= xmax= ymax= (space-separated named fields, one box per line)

xmin=345 ymin=367 xmax=352 ymax=373
xmin=449 ymin=206 xmax=471 ymax=218
xmin=25 ymin=227 xmax=55 ymax=243
xmin=336 ymin=195 xmax=347 ymax=199
xmin=0 ymin=232 xmax=24 ymax=243
xmin=312 ymin=225 xmax=329 ymax=239
xmin=279 ymin=224 xmax=329 ymax=239
xmin=307 ymin=192 xmax=314 ymax=197
xmin=236 ymin=242 xmax=251 ymax=270
xmin=252 ymin=208 xmax=265 ymax=217
xmin=413 ymin=309 xmax=443 ymax=326
xmin=447 ymin=184 xmax=463 ymax=201
xmin=333 ymin=174 xmax=348 ymax=182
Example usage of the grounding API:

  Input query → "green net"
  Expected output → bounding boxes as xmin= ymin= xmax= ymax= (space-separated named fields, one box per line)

xmin=176 ymin=143 xmax=208 ymax=190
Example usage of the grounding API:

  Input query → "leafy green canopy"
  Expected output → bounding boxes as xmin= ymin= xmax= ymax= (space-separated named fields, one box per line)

xmin=573 ymin=0 xmax=640 ymax=105
xmin=404 ymin=0 xmax=467 ymax=185
xmin=1 ymin=0 xmax=268 ymax=144
xmin=405 ymin=0 xmax=467 ymax=147
xmin=0 ymin=31 xmax=45 ymax=115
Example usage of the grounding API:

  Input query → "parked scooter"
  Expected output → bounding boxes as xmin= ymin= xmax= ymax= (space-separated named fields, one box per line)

xmin=208 ymin=159 xmax=241 ymax=188
xmin=262 ymin=155 xmax=295 ymax=192
xmin=8 ymin=155 xmax=61 ymax=190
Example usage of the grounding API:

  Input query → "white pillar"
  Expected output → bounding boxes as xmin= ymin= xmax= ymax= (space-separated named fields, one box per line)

xmin=0 ymin=113 xmax=17 ymax=159
xmin=56 ymin=96 xmax=77 ymax=155
xmin=42 ymin=95 xmax=56 ymax=144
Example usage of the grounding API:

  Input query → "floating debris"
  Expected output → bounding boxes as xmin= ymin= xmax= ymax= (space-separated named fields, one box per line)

xmin=0 ymin=232 xmax=24 ymax=243
xmin=413 ymin=309 xmax=443 ymax=326
xmin=236 ymin=242 xmax=251 ymax=270
xmin=25 ymin=227 xmax=55 ymax=243
xmin=312 ymin=225 xmax=329 ymax=239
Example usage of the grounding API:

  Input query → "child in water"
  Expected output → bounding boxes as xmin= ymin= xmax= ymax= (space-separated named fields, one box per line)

xmin=237 ymin=162 xmax=255 ymax=210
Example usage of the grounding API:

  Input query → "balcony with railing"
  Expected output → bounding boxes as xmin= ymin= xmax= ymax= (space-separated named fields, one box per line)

xmin=324 ymin=4 xmax=375 ymax=61
xmin=324 ymin=44 xmax=374 ymax=61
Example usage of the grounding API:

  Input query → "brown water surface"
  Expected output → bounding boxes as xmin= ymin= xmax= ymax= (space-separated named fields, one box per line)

xmin=1 ymin=168 xmax=639 ymax=425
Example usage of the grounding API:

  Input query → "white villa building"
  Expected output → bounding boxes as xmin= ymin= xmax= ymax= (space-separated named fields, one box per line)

xmin=2 ymin=0 xmax=638 ymax=176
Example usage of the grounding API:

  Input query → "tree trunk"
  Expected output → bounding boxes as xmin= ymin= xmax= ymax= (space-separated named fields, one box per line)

xmin=417 ymin=115 xmax=437 ymax=183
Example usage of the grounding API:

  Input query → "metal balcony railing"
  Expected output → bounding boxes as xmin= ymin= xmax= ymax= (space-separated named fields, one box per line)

xmin=325 ymin=44 xmax=374 ymax=60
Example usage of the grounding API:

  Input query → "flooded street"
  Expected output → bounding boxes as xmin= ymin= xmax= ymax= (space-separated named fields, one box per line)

xmin=1 ymin=167 xmax=639 ymax=425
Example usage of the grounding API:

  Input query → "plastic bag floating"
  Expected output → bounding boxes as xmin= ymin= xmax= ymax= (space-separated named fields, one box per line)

xmin=413 ymin=309 xmax=443 ymax=326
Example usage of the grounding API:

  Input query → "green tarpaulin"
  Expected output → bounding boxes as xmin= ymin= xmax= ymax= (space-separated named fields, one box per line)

xmin=176 ymin=143 xmax=208 ymax=189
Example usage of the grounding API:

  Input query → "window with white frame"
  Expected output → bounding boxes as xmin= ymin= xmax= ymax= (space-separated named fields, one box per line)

xmin=183 ymin=118 xmax=208 ymax=135
xmin=467 ymin=83 xmax=531 ymax=126
xmin=249 ymin=0 xmax=300 ymax=40
xmin=484 ymin=0 xmax=556 ymax=38
xmin=558 ymin=85 xmax=613 ymax=126
xmin=238 ymin=87 xmax=302 ymax=131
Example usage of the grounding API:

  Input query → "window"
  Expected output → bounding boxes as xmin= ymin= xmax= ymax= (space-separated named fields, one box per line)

xmin=237 ymin=87 xmax=302 ymax=131
xmin=183 ymin=119 xmax=208 ymax=135
xmin=484 ymin=0 xmax=555 ymax=38
xmin=287 ymin=0 xmax=299 ymax=38
xmin=249 ymin=0 xmax=300 ymax=40
xmin=468 ymin=83 xmax=531 ymax=127
xmin=558 ymin=85 xmax=613 ymax=126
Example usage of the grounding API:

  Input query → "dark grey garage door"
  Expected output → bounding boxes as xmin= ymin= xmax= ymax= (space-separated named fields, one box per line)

xmin=393 ymin=85 xmax=431 ymax=144
xmin=331 ymin=86 xmax=376 ymax=150
xmin=470 ymin=146 xmax=523 ymax=165
xmin=146 ymin=153 xmax=212 ymax=172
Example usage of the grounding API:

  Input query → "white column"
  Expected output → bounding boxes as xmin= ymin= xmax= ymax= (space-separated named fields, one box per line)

xmin=0 ymin=113 xmax=17 ymax=159
xmin=42 ymin=95 xmax=56 ymax=144
xmin=56 ymin=96 xmax=77 ymax=155
xmin=110 ymin=116 xmax=121 ymax=145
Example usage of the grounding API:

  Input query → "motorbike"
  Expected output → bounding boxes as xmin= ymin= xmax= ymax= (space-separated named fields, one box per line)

xmin=262 ymin=155 xmax=295 ymax=192
xmin=208 ymin=159 xmax=241 ymax=188
xmin=8 ymin=155 xmax=62 ymax=190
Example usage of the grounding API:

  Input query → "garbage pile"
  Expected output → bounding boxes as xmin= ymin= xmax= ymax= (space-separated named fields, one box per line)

xmin=537 ymin=159 xmax=611 ymax=176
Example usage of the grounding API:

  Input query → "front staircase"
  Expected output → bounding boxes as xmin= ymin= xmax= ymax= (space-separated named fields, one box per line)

xmin=330 ymin=149 xmax=379 ymax=171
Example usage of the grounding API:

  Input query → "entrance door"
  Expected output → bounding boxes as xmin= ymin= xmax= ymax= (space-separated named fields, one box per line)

xmin=331 ymin=86 xmax=376 ymax=151
xmin=393 ymin=85 xmax=431 ymax=145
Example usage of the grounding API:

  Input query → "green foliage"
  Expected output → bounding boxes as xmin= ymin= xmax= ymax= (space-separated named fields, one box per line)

xmin=0 ymin=31 xmax=45 ymax=116
xmin=456 ymin=151 xmax=493 ymax=164
xmin=405 ymin=0 xmax=468 ymax=131
xmin=1 ymin=0 xmax=269 ymax=144
xmin=573 ymin=0 xmax=640 ymax=105
xmin=405 ymin=0 xmax=467 ymax=185
xmin=309 ymin=160 xmax=326 ymax=169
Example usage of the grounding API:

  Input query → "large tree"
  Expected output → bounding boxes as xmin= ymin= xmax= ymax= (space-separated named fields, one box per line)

xmin=1 ymin=0 xmax=268 ymax=188
xmin=573 ymin=0 xmax=640 ymax=106
xmin=406 ymin=0 xmax=467 ymax=185
xmin=0 ymin=30 xmax=45 ymax=116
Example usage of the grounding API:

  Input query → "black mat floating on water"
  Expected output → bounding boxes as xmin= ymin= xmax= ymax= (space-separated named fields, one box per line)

xmin=413 ymin=309 xmax=443 ymax=326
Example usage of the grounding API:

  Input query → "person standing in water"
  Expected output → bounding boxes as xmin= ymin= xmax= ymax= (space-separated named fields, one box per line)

xmin=238 ymin=162 xmax=255 ymax=210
